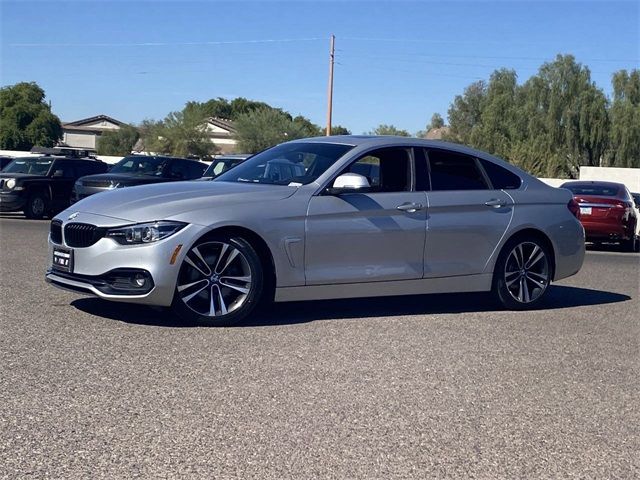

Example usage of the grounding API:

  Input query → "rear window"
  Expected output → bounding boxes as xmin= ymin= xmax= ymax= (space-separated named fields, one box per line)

xmin=480 ymin=159 xmax=522 ymax=190
xmin=562 ymin=184 xmax=619 ymax=196
xmin=427 ymin=149 xmax=488 ymax=191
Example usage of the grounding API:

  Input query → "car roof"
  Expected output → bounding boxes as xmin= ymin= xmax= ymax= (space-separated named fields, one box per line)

xmin=560 ymin=180 xmax=626 ymax=188
xmin=123 ymin=154 xmax=202 ymax=163
xmin=289 ymin=135 xmax=514 ymax=159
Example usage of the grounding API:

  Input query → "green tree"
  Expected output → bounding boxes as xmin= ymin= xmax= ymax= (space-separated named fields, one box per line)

xmin=140 ymin=109 xmax=217 ymax=159
xmin=444 ymin=55 xmax=610 ymax=177
xmin=330 ymin=125 xmax=351 ymax=135
xmin=445 ymin=80 xmax=487 ymax=145
xmin=469 ymin=69 xmax=520 ymax=160
xmin=515 ymin=55 xmax=609 ymax=177
xmin=608 ymin=69 xmax=640 ymax=168
xmin=184 ymin=97 xmax=274 ymax=121
xmin=368 ymin=124 xmax=410 ymax=136
xmin=96 ymin=124 xmax=139 ymax=156
xmin=0 ymin=82 xmax=62 ymax=149
xmin=427 ymin=113 xmax=445 ymax=130
xmin=234 ymin=108 xmax=313 ymax=153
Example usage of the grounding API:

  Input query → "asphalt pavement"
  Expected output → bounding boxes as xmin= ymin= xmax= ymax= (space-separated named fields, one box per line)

xmin=1 ymin=215 xmax=638 ymax=479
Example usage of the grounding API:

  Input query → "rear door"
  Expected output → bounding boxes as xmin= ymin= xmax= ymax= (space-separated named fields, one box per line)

xmin=422 ymin=149 xmax=514 ymax=277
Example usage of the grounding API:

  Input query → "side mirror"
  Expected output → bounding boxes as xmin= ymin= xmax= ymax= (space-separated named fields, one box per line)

xmin=327 ymin=173 xmax=371 ymax=194
xmin=52 ymin=169 xmax=64 ymax=178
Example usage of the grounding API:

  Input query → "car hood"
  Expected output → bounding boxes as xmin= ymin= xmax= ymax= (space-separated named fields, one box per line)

xmin=68 ymin=180 xmax=297 ymax=223
xmin=78 ymin=173 xmax=167 ymax=185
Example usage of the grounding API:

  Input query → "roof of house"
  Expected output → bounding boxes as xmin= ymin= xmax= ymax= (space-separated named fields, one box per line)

xmin=63 ymin=114 xmax=126 ymax=127
xmin=424 ymin=126 xmax=450 ymax=140
xmin=206 ymin=117 xmax=236 ymax=134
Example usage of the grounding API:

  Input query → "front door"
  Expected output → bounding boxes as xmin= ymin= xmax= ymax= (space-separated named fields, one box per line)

xmin=305 ymin=147 xmax=427 ymax=285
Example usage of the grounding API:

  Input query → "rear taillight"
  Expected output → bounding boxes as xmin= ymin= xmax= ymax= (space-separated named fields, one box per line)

xmin=568 ymin=198 xmax=580 ymax=219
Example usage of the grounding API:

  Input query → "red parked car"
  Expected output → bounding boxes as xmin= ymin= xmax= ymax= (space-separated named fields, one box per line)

xmin=561 ymin=181 xmax=638 ymax=251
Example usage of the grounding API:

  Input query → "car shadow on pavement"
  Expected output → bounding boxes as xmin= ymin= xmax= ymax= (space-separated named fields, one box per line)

xmin=71 ymin=285 xmax=631 ymax=328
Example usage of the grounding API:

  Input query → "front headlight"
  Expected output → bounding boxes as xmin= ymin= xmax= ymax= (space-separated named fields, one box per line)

xmin=5 ymin=178 xmax=16 ymax=189
xmin=105 ymin=221 xmax=187 ymax=245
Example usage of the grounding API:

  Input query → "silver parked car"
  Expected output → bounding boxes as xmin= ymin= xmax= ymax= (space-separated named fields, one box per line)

xmin=45 ymin=136 xmax=585 ymax=326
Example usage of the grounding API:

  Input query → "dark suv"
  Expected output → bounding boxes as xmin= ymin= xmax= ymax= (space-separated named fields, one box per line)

xmin=0 ymin=156 xmax=109 ymax=219
xmin=73 ymin=155 xmax=207 ymax=201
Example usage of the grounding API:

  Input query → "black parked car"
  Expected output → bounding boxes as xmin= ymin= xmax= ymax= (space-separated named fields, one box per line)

xmin=0 ymin=156 xmax=109 ymax=219
xmin=73 ymin=155 xmax=207 ymax=201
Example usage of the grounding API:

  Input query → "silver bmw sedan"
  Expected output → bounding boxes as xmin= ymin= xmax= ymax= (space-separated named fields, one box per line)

xmin=45 ymin=136 xmax=585 ymax=326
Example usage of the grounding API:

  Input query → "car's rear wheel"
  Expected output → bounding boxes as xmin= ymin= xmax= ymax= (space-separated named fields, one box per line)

xmin=171 ymin=235 xmax=263 ymax=326
xmin=494 ymin=237 xmax=552 ymax=310
xmin=24 ymin=192 xmax=49 ymax=220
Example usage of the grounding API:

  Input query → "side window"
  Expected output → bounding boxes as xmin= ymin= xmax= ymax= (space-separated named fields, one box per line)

xmin=479 ymin=159 xmax=522 ymax=190
xmin=187 ymin=161 xmax=206 ymax=179
xmin=166 ymin=160 xmax=190 ymax=180
xmin=345 ymin=147 xmax=411 ymax=192
xmin=53 ymin=161 xmax=76 ymax=178
xmin=427 ymin=150 xmax=488 ymax=191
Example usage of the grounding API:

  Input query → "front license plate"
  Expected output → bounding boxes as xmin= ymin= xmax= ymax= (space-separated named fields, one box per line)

xmin=580 ymin=207 xmax=592 ymax=215
xmin=52 ymin=247 xmax=73 ymax=272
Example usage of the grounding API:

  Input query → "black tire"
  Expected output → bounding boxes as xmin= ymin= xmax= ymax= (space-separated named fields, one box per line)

xmin=493 ymin=236 xmax=552 ymax=310
xmin=24 ymin=192 xmax=49 ymax=220
xmin=622 ymin=237 xmax=637 ymax=252
xmin=171 ymin=235 xmax=264 ymax=327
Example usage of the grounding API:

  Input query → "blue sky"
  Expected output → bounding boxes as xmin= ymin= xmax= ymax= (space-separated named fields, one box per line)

xmin=1 ymin=1 xmax=638 ymax=134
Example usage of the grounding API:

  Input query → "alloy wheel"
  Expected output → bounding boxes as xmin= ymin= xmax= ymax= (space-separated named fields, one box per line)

xmin=177 ymin=241 xmax=253 ymax=317
xmin=503 ymin=241 xmax=550 ymax=304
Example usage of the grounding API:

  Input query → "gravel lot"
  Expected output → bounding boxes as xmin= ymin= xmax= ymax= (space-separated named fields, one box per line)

xmin=1 ymin=214 xmax=638 ymax=479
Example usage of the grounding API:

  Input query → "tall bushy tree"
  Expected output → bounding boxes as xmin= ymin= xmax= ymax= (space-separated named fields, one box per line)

xmin=445 ymin=80 xmax=486 ymax=145
xmin=608 ymin=69 xmax=640 ymax=168
xmin=140 ymin=109 xmax=217 ymax=159
xmin=234 ymin=108 xmax=314 ymax=153
xmin=0 ymin=82 xmax=62 ymax=149
xmin=96 ymin=124 xmax=139 ymax=155
xmin=368 ymin=124 xmax=410 ymax=136
xmin=445 ymin=55 xmax=610 ymax=177
xmin=469 ymin=69 xmax=520 ymax=160
xmin=184 ymin=97 xmax=274 ymax=121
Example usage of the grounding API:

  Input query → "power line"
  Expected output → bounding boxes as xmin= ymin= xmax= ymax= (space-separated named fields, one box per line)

xmin=9 ymin=37 xmax=326 ymax=48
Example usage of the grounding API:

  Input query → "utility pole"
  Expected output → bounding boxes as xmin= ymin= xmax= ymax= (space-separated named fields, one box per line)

xmin=326 ymin=34 xmax=335 ymax=136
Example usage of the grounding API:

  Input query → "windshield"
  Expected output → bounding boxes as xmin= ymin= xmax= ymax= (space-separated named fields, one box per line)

xmin=204 ymin=158 xmax=245 ymax=178
xmin=110 ymin=156 xmax=168 ymax=176
xmin=562 ymin=184 xmax=619 ymax=196
xmin=215 ymin=142 xmax=354 ymax=185
xmin=3 ymin=157 xmax=53 ymax=175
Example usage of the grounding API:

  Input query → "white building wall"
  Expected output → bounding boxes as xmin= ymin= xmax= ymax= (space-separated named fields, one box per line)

xmin=579 ymin=167 xmax=640 ymax=192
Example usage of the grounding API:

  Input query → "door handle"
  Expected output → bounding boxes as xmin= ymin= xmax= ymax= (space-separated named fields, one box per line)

xmin=485 ymin=198 xmax=506 ymax=208
xmin=396 ymin=202 xmax=424 ymax=213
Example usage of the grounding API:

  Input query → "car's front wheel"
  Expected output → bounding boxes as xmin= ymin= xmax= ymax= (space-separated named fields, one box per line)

xmin=494 ymin=237 xmax=552 ymax=310
xmin=171 ymin=235 xmax=263 ymax=326
xmin=24 ymin=192 xmax=49 ymax=220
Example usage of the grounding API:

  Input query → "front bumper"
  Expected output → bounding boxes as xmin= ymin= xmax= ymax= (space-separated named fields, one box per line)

xmin=45 ymin=221 xmax=206 ymax=307
xmin=0 ymin=192 xmax=27 ymax=212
